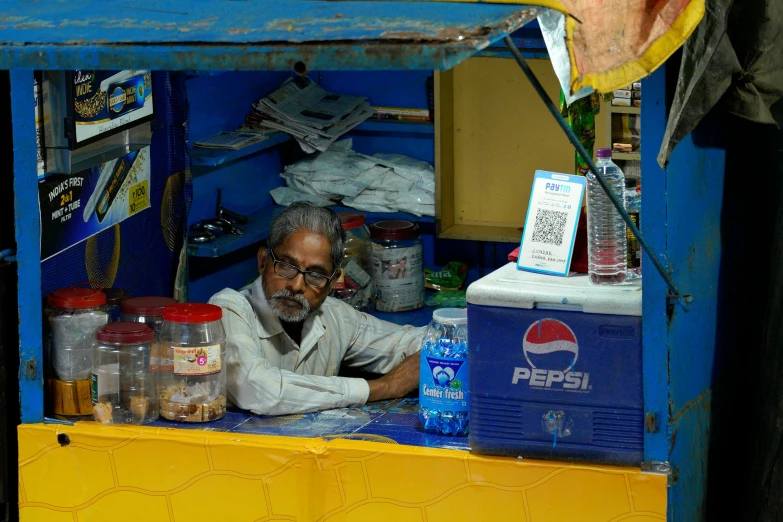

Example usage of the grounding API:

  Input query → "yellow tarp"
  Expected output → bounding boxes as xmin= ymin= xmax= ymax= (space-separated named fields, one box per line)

xmin=432 ymin=0 xmax=705 ymax=94
xmin=19 ymin=422 xmax=666 ymax=521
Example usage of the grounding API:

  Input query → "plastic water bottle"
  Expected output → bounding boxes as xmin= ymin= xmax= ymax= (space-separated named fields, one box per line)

xmin=587 ymin=148 xmax=627 ymax=285
xmin=624 ymin=178 xmax=641 ymax=278
xmin=419 ymin=308 xmax=469 ymax=436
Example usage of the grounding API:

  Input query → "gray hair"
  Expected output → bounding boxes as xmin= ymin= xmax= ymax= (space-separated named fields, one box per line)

xmin=267 ymin=202 xmax=346 ymax=273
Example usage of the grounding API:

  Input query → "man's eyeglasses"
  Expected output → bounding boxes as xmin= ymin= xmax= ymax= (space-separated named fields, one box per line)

xmin=268 ymin=249 xmax=335 ymax=290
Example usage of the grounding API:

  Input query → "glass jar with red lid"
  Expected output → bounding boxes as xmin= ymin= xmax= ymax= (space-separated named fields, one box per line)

xmin=369 ymin=220 xmax=424 ymax=312
xmin=92 ymin=322 xmax=157 ymax=424
xmin=46 ymin=283 xmax=109 ymax=417
xmin=121 ymin=296 xmax=179 ymax=374
xmin=331 ymin=212 xmax=375 ymax=311
xmin=158 ymin=303 xmax=227 ymax=422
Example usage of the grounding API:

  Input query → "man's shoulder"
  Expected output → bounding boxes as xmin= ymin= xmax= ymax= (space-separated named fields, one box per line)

xmin=208 ymin=286 xmax=253 ymax=313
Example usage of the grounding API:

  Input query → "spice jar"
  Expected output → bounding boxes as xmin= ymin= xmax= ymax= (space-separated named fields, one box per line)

xmin=331 ymin=212 xmax=375 ymax=311
xmin=103 ymin=287 xmax=131 ymax=322
xmin=158 ymin=303 xmax=227 ymax=423
xmin=92 ymin=322 xmax=157 ymax=424
xmin=369 ymin=220 xmax=425 ymax=312
xmin=46 ymin=285 xmax=109 ymax=416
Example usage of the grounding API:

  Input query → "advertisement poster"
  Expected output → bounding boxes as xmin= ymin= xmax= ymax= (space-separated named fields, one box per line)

xmin=517 ymin=171 xmax=585 ymax=276
xmin=38 ymin=146 xmax=151 ymax=261
xmin=73 ymin=70 xmax=153 ymax=145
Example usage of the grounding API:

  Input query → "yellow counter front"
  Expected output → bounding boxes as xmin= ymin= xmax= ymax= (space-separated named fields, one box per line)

xmin=19 ymin=406 xmax=666 ymax=521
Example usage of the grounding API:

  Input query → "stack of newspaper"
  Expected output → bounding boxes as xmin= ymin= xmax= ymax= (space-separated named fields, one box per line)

xmin=244 ymin=76 xmax=373 ymax=153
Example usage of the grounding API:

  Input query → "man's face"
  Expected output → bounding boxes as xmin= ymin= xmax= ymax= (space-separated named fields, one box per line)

xmin=259 ymin=230 xmax=335 ymax=323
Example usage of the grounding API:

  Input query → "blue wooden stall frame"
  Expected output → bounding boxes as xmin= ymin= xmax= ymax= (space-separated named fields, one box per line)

xmin=2 ymin=3 xmax=725 ymax=520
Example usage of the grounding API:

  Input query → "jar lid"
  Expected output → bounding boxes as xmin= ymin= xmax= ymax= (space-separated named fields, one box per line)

xmin=122 ymin=296 xmax=179 ymax=316
xmin=103 ymin=287 xmax=131 ymax=306
xmin=47 ymin=286 xmax=106 ymax=308
xmin=338 ymin=212 xmax=366 ymax=230
xmin=96 ymin=322 xmax=154 ymax=343
xmin=163 ymin=303 xmax=222 ymax=324
xmin=432 ymin=308 xmax=467 ymax=325
xmin=369 ymin=220 xmax=419 ymax=240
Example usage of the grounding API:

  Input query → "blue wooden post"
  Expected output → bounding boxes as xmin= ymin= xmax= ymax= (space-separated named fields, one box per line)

xmin=643 ymin=64 xmax=727 ymax=520
xmin=10 ymin=70 xmax=44 ymax=423
xmin=641 ymin=68 xmax=671 ymax=464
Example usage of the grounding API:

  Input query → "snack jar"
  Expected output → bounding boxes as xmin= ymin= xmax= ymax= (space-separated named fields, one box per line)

xmin=121 ymin=296 xmax=179 ymax=374
xmin=46 ymin=284 xmax=109 ymax=417
xmin=331 ymin=212 xmax=375 ymax=311
xmin=121 ymin=296 xmax=179 ymax=334
xmin=369 ymin=220 xmax=425 ymax=312
xmin=92 ymin=322 xmax=158 ymax=424
xmin=158 ymin=303 xmax=227 ymax=423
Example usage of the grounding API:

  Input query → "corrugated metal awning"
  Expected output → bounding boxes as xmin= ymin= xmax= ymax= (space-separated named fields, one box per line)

xmin=0 ymin=0 xmax=543 ymax=71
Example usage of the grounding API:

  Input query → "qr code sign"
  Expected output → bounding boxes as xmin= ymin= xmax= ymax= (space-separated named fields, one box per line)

xmin=530 ymin=209 xmax=568 ymax=246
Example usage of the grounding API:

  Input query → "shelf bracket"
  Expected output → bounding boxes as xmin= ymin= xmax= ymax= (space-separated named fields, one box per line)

xmin=503 ymin=36 xmax=691 ymax=312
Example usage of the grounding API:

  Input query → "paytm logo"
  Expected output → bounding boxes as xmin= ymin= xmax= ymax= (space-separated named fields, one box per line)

xmin=545 ymin=182 xmax=571 ymax=194
xmin=511 ymin=318 xmax=591 ymax=391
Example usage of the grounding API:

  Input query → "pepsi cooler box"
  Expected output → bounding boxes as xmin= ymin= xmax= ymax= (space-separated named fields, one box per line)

xmin=466 ymin=263 xmax=643 ymax=465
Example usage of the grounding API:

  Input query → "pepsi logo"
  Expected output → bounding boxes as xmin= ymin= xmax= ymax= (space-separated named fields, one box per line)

xmin=522 ymin=318 xmax=578 ymax=372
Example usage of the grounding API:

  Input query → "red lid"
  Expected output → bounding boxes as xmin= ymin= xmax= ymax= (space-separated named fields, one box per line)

xmin=369 ymin=220 xmax=420 ymax=241
xmin=163 ymin=303 xmax=222 ymax=324
xmin=122 ymin=296 xmax=179 ymax=316
xmin=103 ymin=288 xmax=131 ymax=306
xmin=338 ymin=212 xmax=366 ymax=230
xmin=47 ymin=285 xmax=106 ymax=308
xmin=96 ymin=322 xmax=154 ymax=343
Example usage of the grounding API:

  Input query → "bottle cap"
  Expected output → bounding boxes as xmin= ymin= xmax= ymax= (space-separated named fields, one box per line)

xmin=625 ymin=178 xmax=638 ymax=188
xmin=369 ymin=220 xmax=419 ymax=241
xmin=432 ymin=308 xmax=468 ymax=325
xmin=96 ymin=322 xmax=154 ymax=344
xmin=596 ymin=148 xmax=612 ymax=159
xmin=103 ymin=288 xmax=131 ymax=306
xmin=163 ymin=303 xmax=222 ymax=324
xmin=48 ymin=285 xmax=106 ymax=309
xmin=337 ymin=212 xmax=366 ymax=231
xmin=122 ymin=296 xmax=179 ymax=316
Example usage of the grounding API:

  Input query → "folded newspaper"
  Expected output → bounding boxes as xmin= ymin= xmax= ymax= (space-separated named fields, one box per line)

xmin=270 ymin=139 xmax=435 ymax=217
xmin=244 ymin=76 xmax=373 ymax=153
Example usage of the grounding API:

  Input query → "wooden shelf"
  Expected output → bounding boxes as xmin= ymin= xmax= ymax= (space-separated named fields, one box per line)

xmin=189 ymin=132 xmax=292 ymax=167
xmin=188 ymin=204 xmax=434 ymax=258
xmin=610 ymin=106 xmax=641 ymax=114
xmin=612 ymin=151 xmax=641 ymax=161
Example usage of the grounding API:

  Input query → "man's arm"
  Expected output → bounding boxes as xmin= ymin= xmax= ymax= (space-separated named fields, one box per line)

xmin=210 ymin=293 xmax=370 ymax=416
xmin=330 ymin=301 xmax=426 ymax=402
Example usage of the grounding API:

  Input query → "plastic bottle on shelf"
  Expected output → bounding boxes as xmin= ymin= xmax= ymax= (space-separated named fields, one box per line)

xmin=624 ymin=178 xmax=641 ymax=279
xmin=419 ymin=308 xmax=469 ymax=436
xmin=587 ymin=148 xmax=627 ymax=285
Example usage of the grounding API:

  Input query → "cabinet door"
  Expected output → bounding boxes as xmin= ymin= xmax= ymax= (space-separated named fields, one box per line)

xmin=436 ymin=57 xmax=608 ymax=243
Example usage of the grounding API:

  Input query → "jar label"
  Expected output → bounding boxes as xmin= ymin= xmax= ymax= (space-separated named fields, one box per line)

xmin=173 ymin=345 xmax=222 ymax=376
xmin=419 ymin=355 xmax=469 ymax=412
xmin=372 ymin=244 xmax=424 ymax=312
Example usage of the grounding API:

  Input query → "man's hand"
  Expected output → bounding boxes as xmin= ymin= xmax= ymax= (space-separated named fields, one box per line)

xmin=367 ymin=351 xmax=420 ymax=402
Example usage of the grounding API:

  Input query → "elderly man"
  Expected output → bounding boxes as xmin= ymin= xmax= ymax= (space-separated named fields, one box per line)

xmin=209 ymin=202 xmax=424 ymax=416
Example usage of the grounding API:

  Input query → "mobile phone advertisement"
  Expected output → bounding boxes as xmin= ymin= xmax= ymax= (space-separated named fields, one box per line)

xmin=38 ymin=146 xmax=151 ymax=261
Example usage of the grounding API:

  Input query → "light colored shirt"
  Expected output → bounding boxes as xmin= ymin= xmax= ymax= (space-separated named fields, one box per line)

xmin=208 ymin=278 xmax=425 ymax=416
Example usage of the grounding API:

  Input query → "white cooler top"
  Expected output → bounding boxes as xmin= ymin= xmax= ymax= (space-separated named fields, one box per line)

xmin=466 ymin=263 xmax=642 ymax=317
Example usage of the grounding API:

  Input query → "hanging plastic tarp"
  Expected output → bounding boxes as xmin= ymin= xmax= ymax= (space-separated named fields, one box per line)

xmin=658 ymin=0 xmax=783 ymax=167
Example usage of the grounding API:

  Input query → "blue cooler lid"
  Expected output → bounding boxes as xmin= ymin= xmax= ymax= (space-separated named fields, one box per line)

xmin=466 ymin=263 xmax=641 ymax=316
